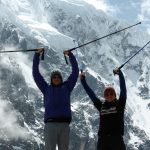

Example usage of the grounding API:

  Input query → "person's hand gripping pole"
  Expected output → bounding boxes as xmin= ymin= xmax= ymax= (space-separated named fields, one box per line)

xmin=113 ymin=68 xmax=120 ymax=76
xmin=36 ymin=48 xmax=45 ymax=60
xmin=63 ymin=50 xmax=71 ymax=64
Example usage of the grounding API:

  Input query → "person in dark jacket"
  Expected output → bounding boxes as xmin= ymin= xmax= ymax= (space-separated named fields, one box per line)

xmin=80 ymin=68 xmax=127 ymax=150
xmin=32 ymin=48 xmax=79 ymax=150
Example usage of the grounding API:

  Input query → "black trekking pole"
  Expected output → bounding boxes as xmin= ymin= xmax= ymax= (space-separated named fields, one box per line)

xmin=113 ymin=40 xmax=150 ymax=74
xmin=64 ymin=22 xmax=141 ymax=64
xmin=0 ymin=48 xmax=45 ymax=60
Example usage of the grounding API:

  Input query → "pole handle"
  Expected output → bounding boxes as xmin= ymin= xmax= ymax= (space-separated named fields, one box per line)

xmin=69 ymin=47 xmax=76 ymax=52
xmin=64 ymin=54 xmax=68 ymax=64
xmin=64 ymin=49 xmax=73 ymax=64
xmin=118 ymin=64 xmax=124 ymax=70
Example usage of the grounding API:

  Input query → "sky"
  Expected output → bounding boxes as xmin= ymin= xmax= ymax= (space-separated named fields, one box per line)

xmin=83 ymin=0 xmax=150 ymax=34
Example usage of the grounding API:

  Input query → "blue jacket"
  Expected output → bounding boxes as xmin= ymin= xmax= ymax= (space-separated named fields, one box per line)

xmin=81 ymin=71 xmax=127 ymax=136
xmin=32 ymin=52 xmax=79 ymax=123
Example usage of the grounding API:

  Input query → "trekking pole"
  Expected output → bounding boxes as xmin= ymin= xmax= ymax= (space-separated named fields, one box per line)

xmin=0 ymin=48 xmax=45 ymax=60
xmin=64 ymin=22 xmax=141 ymax=64
xmin=73 ymin=40 xmax=84 ymax=74
xmin=64 ymin=39 xmax=78 ymax=64
xmin=113 ymin=40 xmax=150 ymax=74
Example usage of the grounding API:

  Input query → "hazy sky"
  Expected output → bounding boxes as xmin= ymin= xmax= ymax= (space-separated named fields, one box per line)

xmin=83 ymin=0 xmax=150 ymax=34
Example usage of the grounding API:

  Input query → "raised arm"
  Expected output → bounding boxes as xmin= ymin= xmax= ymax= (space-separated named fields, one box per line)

xmin=119 ymin=71 xmax=127 ymax=100
xmin=65 ymin=51 xmax=79 ymax=92
xmin=113 ymin=68 xmax=127 ymax=107
xmin=80 ymin=74 xmax=102 ymax=110
xmin=32 ymin=49 xmax=48 ymax=94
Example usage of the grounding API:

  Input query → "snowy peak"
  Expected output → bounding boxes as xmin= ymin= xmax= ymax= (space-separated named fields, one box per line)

xmin=0 ymin=0 xmax=150 ymax=149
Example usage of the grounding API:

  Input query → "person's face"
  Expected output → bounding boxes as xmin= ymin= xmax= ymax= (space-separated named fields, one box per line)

xmin=52 ymin=75 xmax=62 ymax=85
xmin=104 ymin=90 xmax=116 ymax=102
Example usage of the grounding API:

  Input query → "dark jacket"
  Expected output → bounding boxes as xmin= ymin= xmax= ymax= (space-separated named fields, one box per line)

xmin=32 ymin=52 xmax=79 ymax=123
xmin=81 ymin=71 xmax=127 ymax=136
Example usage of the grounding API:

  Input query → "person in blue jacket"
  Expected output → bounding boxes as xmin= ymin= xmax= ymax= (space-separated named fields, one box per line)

xmin=80 ymin=69 xmax=127 ymax=150
xmin=32 ymin=48 xmax=79 ymax=150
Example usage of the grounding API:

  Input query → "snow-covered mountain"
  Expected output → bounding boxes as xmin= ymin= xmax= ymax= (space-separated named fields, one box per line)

xmin=0 ymin=0 xmax=150 ymax=149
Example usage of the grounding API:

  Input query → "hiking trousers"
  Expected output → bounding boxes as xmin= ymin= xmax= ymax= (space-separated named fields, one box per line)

xmin=44 ymin=122 xmax=70 ymax=150
xmin=97 ymin=135 xmax=126 ymax=150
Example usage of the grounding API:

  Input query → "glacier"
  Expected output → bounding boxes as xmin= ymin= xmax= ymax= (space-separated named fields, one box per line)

xmin=0 ymin=0 xmax=150 ymax=149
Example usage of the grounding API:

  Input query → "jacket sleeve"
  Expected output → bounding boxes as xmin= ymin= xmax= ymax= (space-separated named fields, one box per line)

xmin=65 ymin=52 xmax=79 ymax=92
xmin=81 ymin=77 xmax=102 ymax=111
xmin=32 ymin=53 xmax=48 ymax=94
xmin=118 ymin=70 xmax=127 ymax=107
